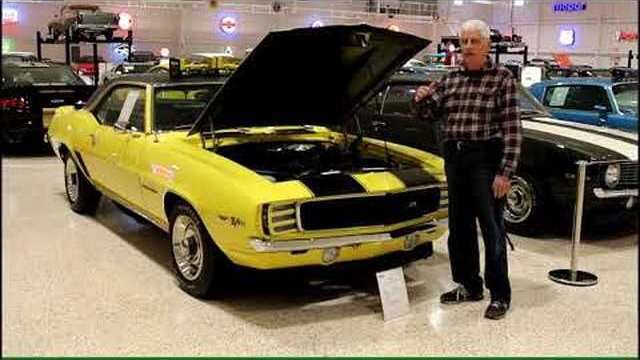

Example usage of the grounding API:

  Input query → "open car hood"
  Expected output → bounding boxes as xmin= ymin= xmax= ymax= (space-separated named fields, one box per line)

xmin=188 ymin=25 xmax=429 ymax=135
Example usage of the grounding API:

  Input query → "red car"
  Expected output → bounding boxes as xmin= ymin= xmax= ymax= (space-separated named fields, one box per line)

xmin=71 ymin=55 xmax=104 ymax=76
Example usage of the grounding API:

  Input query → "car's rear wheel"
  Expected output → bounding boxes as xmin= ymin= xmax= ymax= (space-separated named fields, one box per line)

xmin=504 ymin=173 xmax=546 ymax=236
xmin=170 ymin=204 xmax=228 ymax=298
xmin=64 ymin=155 xmax=100 ymax=214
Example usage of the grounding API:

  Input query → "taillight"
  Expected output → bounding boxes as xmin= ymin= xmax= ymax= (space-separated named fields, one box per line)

xmin=0 ymin=97 xmax=27 ymax=110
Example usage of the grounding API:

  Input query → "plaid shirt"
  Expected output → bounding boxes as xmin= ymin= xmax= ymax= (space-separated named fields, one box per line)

xmin=415 ymin=60 xmax=522 ymax=178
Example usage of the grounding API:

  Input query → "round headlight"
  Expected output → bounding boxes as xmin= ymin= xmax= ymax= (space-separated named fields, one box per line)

xmin=605 ymin=164 xmax=620 ymax=188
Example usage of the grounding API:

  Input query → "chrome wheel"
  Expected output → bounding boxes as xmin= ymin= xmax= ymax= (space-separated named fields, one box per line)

xmin=65 ymin=158 xmax=79 ymax=204
xmin=504 ymin=175 xmax=534 ymax=224
xmin=172 ymin=215 xmax=204 ymax=281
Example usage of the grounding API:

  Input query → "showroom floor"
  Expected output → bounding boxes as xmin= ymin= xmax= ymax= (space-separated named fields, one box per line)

xmin=2 ymin=152 xmax=638 ymax=356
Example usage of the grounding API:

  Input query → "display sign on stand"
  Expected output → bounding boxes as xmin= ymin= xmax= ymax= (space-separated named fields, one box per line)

xmin=521 ymin=66 xmax=543 ymax=87
xmin=376 ymin=267 xmax=410 ymax=321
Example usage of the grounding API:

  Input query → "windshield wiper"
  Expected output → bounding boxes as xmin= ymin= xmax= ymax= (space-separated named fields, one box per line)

xmin=212 ymin=128 xmax=252 ymax=136
xmin=173 ymin=124 xmax=194 ymax=130
xmin=270 ymin=126 xmax=318 ymax=134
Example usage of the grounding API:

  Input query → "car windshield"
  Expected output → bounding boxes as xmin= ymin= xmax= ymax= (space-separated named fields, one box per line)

xmin=154 ymin=84 xmax=223 ymax=131
xmin=2 ymin=65 xmax=85 ymax=87
xmin=613 ymin=83 xmax=638 ymax=115
xmin=518 ymin=85 xmax=550 ymax=115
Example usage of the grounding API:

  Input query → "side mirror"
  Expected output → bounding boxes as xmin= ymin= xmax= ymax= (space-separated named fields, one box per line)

xmin=74 ymin=100 xmax=85 ymax=109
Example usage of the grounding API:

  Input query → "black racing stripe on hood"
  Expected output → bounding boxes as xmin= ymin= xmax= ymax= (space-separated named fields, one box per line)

xmin=299 ymin=174 xmax=367 ymax=197
xmin=390 ymin=168 xmax=440 ymax=187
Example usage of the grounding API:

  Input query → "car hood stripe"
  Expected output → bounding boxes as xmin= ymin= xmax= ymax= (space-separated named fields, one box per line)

xmin=298 ymin=173 xmax=367 ymax=197
xmin=523 ymin=119 xmax=638 ymax=160
xmin=529 ymin=117 xmax=638 ymax=143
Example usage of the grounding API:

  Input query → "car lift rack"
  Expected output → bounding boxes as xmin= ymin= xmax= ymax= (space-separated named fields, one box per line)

xmin=36 ymin=29 xmax=133 ymax=86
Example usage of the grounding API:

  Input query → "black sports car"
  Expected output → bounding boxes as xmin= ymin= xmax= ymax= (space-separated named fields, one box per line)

xmin=1 ymin=62 xmax=95 ymax=145
xmin=357 ymin=71 xmax=638 ymax=234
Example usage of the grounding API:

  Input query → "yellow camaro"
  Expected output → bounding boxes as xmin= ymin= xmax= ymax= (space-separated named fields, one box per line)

xmin=48 ymin=25 xmax=448 ymax=298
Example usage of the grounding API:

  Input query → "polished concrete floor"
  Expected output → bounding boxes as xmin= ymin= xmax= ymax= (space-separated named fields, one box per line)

xmin=2 ymin=152 xmax=638 ymax=356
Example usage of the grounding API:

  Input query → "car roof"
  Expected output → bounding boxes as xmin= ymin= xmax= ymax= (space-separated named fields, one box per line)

xmin=534 ymin=78 xmax=617 ymax=87
xmin=109 ymin=73 xmax=226 ymax=87
xmin=2 ymin=61 xmax=69 ymax=69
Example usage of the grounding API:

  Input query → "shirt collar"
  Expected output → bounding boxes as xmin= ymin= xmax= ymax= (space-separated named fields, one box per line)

xmin=459 ymin=56 xmax=495 ymax=74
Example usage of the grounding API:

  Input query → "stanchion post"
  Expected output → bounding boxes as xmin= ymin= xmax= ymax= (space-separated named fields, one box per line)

xmin=548 ymin=161 xmax=598 ymax=286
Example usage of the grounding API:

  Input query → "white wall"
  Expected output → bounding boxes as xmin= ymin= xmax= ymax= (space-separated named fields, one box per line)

xmin=2 ymin=0 xmax=637 ymax=68
xmin=491 ymin=0 xmax=638 ymax=68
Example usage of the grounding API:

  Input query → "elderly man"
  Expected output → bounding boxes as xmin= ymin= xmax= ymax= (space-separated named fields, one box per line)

xmin=413 ymin=20 xmax=522 ymax=320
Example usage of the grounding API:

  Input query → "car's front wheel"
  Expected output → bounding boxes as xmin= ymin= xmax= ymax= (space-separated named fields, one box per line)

xmin=503 ymin=174 xmax=546 ymax=235
xmin=64 ymin=155 xmax=101 ymax=214
xmin=170 ymin=204 xmax=228 ymax=298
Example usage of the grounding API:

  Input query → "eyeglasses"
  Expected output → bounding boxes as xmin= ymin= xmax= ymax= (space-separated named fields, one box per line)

xmin=460 ymin=37 xmax=484 ymax=47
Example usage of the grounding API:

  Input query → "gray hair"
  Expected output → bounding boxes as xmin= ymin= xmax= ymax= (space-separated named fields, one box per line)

xmin=461 ymin=20 xmax=491 ymax=40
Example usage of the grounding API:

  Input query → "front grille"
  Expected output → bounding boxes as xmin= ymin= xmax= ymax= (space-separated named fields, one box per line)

xmin=298 ymin=186 xmax=441 ymax=231
xmin=619 ymin=162 xmax=638 ymax=187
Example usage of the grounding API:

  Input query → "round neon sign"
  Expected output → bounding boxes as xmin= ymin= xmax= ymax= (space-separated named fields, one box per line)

xmin=220 ymin=16 xmax=237 ymax=34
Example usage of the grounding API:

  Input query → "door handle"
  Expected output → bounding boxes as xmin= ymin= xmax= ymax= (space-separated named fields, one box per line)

xmin=89 ymin=134 xmax=96 ymax=146
xmin=130 ymin=132 xmax=142 ymax=139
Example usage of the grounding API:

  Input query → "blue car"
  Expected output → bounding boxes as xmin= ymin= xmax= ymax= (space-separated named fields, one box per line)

xmin=529 ymin=78 xmax=637 ymax=132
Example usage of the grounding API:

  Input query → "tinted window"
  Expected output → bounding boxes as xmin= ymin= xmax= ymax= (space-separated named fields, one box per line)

xmin=543 ymin=85 xmax=611 ymax=111
xmin=383 ymin=85 xmax=417 ymax=115
xmin=154 ymin=84 xmax=222 ymax=131
xmin=613 ymin=83 xmax=638 ymax=115
xmin=94 ymin=86 xmax=146 ymax=130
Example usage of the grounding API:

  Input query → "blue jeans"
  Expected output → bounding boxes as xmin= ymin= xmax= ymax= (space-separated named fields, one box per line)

xmin=443 ymin=139 xmax=511 ymax=303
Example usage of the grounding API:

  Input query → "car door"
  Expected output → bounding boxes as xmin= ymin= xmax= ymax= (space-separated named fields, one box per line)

xmin=83 ymin=85 xmax=141 ymax=191
xmin=542 ymin=84 xmax=612 ymax=126
xmin=111 ymin=86 xmax=148 ymax=208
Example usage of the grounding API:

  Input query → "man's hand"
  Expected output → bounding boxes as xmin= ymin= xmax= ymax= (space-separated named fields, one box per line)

xmin=492 ymin=175 xmax=511 ymax=199
xmin=414 ymin=83 xmax=437 ymax=103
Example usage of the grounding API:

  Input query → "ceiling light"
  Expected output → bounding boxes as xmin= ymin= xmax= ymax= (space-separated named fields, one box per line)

xmin=454 ymin=0 xmax=463 ymax=5
xmin=514 ymin=0 xmax=524 ymax=6
xmin=473 ymin=0 xmax=492 ymax=4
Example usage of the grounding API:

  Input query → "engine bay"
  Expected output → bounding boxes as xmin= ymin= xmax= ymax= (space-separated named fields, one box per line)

xmin=215 ymin=140 xmax=413 ymax=182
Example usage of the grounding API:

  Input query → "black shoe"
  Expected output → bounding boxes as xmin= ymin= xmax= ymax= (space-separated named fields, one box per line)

xmin=440 ymin=285 xmax=484 ymax=304
xmin=484 ymin=300 xmax=510 ymax=320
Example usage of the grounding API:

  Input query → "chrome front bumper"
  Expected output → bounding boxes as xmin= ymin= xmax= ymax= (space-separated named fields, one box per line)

xmin=593 ymin=188 xmax=638 ymax=198
xmin=249 ymin=223 xmax=443 ymax=253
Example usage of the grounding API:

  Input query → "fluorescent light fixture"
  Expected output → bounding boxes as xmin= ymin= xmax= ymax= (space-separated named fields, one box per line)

xmin=559 ymin=29 xmax=575 ymax=46
xmin=454 ymin=0 xmax=463 ymax=6
xmin=472 ymin=0 xmax=492 ymax=4
xmin=514 ymin=0 xmax=524 ymax=6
